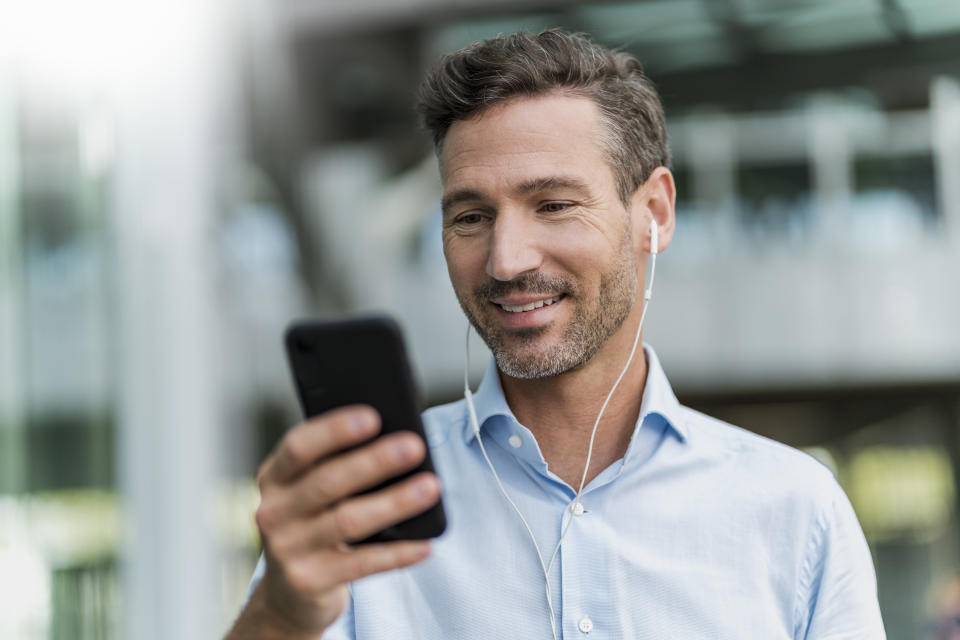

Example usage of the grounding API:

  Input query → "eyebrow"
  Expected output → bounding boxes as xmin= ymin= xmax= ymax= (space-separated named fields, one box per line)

xmin=441 ymin=175 xmax=593 ymax=216
xmin=515 ymin=176 xmax=592 ymax=196
xmin=441 ymin=189 xmax=486 ymax=217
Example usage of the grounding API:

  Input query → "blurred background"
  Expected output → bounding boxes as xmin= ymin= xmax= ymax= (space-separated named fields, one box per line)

xmin=1 ymin=0 xmax=960 ymax=638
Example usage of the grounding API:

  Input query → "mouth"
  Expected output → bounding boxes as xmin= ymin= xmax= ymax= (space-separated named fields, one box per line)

xmin=494 ymin=294 xmax=564 ymax=313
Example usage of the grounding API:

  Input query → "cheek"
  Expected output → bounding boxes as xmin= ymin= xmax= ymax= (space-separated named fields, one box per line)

xmin=443 ymin=238 xmax=485 ymax=289
xmin=551 ymin=236 xmax=610 ymax=276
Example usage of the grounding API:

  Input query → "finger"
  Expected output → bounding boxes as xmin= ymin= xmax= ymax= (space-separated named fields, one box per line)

xmin=286 ymin=540 xmax=432 ymax=594
xmin=329 ymin=472 xmax=442 ymax=544
xmin=285 ymin=472 xmax=441 ymax=550
xmin=260 ymin=405 xmax=380 ymax=485
xmin=284 ymin=431 xmax=426 ymax=519
xmin=330 ymin=540 xmax=432 ymax=585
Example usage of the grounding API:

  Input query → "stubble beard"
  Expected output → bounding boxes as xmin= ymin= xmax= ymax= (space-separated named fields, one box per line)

xmin=457 ymin=237 xmax=639 ymax=380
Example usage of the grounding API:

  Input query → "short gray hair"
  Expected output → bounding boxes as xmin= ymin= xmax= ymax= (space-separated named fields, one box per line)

xmin=416 ymin=29 xmax=670 ymax=205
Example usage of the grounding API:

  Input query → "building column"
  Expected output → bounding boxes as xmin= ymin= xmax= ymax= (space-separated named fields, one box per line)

xmin=110 ymin=2 xmax=236 ymax=638
xmin=932 ymin=76 xmax=960 ymax=245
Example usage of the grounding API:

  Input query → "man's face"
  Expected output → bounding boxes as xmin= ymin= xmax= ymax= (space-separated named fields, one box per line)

xmin=440 ymin=93 xmax=642 ymax=379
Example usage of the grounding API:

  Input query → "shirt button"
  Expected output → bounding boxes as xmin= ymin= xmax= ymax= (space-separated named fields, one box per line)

xmin=578 ymin=616 xmax=593 ymax=633
xmin=508 ymin=434 xmax=522 ymax=448
xmin=570 ymin=501 xmax=585 ymax=516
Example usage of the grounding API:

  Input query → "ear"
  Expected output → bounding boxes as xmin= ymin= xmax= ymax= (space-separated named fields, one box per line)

xmin=629 ymin=167 xmax=676 ymax=254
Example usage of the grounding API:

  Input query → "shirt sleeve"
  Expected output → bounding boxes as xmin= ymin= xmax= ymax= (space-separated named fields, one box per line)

xmin=794 ymin=481 xmax=886 ymax=640
xmin=242 ymin=553 xmax=266 ymax=607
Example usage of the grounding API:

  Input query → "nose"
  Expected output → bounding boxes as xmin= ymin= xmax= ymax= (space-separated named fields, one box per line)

xmin=486 ymin=211 xmax=543 ymax=282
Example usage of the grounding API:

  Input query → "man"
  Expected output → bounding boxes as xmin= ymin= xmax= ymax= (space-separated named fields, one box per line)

xmin=229 ymin=30 xmax=885 ymax=639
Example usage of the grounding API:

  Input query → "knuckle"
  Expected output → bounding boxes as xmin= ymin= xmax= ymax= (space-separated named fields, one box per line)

xmin=256 ymin=466 xmax=270 ymax=492
xmin=333 ymin=503 xmax=362 ymax=541
xmin=255 ymin=489 xmax=289 ymax=533
xmin=310 ymin=469 xmax=340 ymax=505
xmin=254 ymin=501 xmax=277 ymax=532
xmin=281 ymin=432 xmax=309 ymax=466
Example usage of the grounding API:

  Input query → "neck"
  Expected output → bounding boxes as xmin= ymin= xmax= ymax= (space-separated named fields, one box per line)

xmin=499 ymin=322 xmax=648 ymax=489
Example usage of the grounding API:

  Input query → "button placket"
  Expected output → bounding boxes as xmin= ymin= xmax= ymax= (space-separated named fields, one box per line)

xmin=559 ymin=493 xmax=600 ymax=640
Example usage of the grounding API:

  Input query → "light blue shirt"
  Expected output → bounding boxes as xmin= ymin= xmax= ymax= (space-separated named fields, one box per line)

xmin=248 ymin=346 xmax=885 ymax=639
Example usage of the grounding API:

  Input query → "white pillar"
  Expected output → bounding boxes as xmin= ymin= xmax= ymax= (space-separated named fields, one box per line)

xmin=111 ymin=2 xmax=235 ymax=638
xmin=932 ymin=76 xmax=960 ymax=245
xmin=685 ymin=111 xmax=737 ymax=245
xmin=807 ymin=98 xmax=853 ymax=246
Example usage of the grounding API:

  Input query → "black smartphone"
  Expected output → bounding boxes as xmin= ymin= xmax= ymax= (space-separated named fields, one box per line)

xmin=284 ymin=315 xmax=446 ymax=543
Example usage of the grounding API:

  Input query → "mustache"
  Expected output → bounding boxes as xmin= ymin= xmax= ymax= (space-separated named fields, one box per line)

xmin=475 ymin=273 xmax=573 ymax=300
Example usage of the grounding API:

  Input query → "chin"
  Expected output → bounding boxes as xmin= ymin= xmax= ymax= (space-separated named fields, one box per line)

xmin=493 ymin=341 xmax=589 ymax=380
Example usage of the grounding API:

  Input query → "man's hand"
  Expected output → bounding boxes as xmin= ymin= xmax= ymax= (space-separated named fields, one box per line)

xmin=227 ymin=405 xmax=441 ymax=639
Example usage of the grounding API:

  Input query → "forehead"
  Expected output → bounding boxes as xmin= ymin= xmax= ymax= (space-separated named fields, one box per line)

xmin=439 ymin=93 xmax=613 ymax=194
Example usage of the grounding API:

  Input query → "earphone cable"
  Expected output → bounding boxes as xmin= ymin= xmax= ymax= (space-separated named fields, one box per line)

xmin=465 ymin=328 xmax=560 ymax=640
xmin=463 ymin=236 xmax=657 ymax=639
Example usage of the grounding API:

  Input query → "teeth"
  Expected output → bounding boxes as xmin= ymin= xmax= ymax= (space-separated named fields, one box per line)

xmin=500 ymin=295 xmax=561 ymax=313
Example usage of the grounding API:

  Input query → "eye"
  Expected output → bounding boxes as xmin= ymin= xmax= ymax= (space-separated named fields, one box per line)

xmin=539 ymin=201 xmax=572 ymax=213
xmin=456 ymin=212 xmax=485 ymax=225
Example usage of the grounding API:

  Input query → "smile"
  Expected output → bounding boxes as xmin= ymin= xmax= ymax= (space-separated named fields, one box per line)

xmin=497 ymin=295 xmax=563 ymax=313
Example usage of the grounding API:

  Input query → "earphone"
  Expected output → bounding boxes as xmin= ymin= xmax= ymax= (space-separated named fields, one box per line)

xmin=649 ymin=217 xmax=659 ymax=256
xmin=462 ymin=219 xmax=659 ymax=640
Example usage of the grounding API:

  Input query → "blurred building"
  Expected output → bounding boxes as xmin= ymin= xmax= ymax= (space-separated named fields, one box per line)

xmin=1 ymin=1 xmax=960 ymax=638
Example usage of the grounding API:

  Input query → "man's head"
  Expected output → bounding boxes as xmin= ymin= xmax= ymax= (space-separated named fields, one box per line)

xmin=416 ymin=29 xmax=670 ymax=207
xmin=417 ymin=30 xmax=675 ymax=379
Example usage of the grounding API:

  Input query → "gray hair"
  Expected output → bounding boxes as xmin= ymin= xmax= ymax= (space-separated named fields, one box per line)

xmin=416 ymin=29 xmax=670 ymax=205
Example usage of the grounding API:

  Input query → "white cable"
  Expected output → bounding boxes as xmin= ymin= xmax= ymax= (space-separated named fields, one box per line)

xmin=545 ymin=285 xmax=649 ymax=575
xmin=644 ymin=240 xmax=656 ymax=302
xmin=464 ymin=247 xmax=657 ymax=639
xmin=465 ymin=329 xmax=559 ymax=640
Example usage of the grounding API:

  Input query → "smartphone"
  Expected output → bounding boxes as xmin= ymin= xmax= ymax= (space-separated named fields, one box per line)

xmin=284 ymin=315 xmax=446 ymax=543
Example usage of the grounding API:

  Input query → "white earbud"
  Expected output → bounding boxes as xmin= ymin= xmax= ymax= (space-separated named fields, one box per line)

xmin=644 ymin=220 xmax=658 ymax=302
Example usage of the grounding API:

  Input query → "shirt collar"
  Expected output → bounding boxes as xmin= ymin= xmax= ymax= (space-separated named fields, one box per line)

xmin=461 ymin=343 xmax=689 ymax=445
xmin=461 ymin=356 xmax=513 ymax=443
